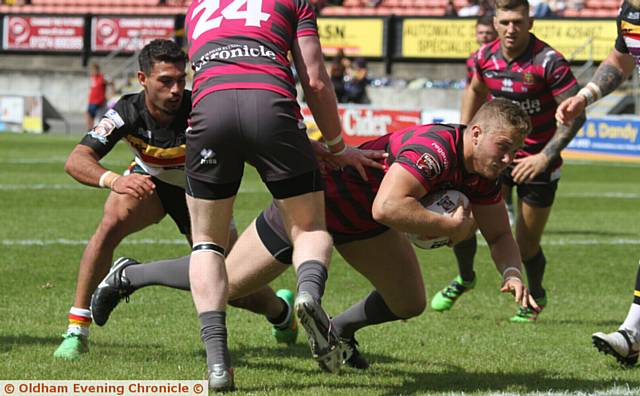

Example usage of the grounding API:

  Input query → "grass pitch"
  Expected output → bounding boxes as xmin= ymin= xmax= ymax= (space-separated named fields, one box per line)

xmin=1 ymin=132 xmax=639 ymax=395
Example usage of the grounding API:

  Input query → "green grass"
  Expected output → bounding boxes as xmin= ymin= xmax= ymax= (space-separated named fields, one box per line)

xmin=1 ymin=133 xmax=640 ymax=395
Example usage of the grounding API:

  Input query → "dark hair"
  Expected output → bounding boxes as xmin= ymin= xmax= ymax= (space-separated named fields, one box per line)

xmin=138 ymin=39 xmax=187 ymax=75
xmin=494 ymin=0 xmax=529 ymax=11
xmin=476 ymin=14 xmax=493 ymax=27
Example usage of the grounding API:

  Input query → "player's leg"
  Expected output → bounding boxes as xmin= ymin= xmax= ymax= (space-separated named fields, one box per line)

xmin=248 ymin=89 xmax=339 ymax=372
xmin=510 ymin=181 xmax=555 ymax=323
xmin=333 ymin=229 xmax=425 ymax=369
xmin=184 ymin=90 xmax=245 ymax=390
xmin=592 ymin=260 xmax=640 ymax=367
xmin=54 ymin=191 xmax=165 ymax=360
xmin=432 ymin=231 xmax=478 ymax=312
xmin=226 ymin=215 xmax=296 ymax=344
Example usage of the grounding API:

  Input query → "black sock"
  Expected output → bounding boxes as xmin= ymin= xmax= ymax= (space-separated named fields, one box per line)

xmin=453 ymin=235 xmax=477 ymax=283
xmin=332 ymin=290 xmax=401 ymax=340
xmin=524 ymin=248 xmax=546 ymax=300
xmin=124 ymin=256 xmax=190 ymax=291
xmin=267 ymin=298 xmax=289 ymax=327
xmin=199 ymin=310 xmax=230 ymax=368
xmin=296 ymin=260 xmax=327 ymax=303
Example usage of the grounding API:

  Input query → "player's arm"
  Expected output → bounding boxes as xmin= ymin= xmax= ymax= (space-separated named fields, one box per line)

xmin=64 ymin=144 xmax=155 ymax=200
xmin=292 ymin=35 xmax=383 ymax=178
xmin=460 ymin=74 xmax=489 ymax=124
xmin=511 ymin=84 xmax=586 ymax=184
xmin=556 ymin=48 xmax=635 ymax=125
xmin=473 ymin=201 xmax=536 ymax=308
xmin=372 ymin=163 xmax=472 ymax=243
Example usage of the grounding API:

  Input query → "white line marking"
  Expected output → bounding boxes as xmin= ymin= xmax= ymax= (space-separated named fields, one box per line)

xmin=3 ymin=238 xmax=640 ymax=247
xmin=0 ymin=184 xmax=267 ymax=193
xmin=559 ymin=192 xmax=639 ymax=199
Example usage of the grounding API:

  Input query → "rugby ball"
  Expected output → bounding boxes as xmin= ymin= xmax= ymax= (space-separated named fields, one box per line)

xmin=406 ymin=189 xmax=469 ymax=249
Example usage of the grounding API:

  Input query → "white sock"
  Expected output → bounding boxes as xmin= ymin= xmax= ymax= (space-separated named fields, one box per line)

xmin=620 ymin=303 xmax=640 ymax=337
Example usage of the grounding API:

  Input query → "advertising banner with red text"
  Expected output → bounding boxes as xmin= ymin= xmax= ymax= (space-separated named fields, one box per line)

xmin=2 ymin=16 xmax=84 ymax=51
xmin=91 ymin=17 xmax=174 ymax=52
xmin=302 ymin=105 xmax=422 ymax=146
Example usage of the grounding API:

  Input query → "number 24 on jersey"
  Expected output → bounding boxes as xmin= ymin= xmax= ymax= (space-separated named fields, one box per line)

xmin=190 ymin=0 xmax=271 ymax=40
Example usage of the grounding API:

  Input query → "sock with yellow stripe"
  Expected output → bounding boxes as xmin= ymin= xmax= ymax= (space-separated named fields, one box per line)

xmin=621 ymin=263 xmax=640 ymax=332
xmin=66 ymin=307 xmax=92 ymax=337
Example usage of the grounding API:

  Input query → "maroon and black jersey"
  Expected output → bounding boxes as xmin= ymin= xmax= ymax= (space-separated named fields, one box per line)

xmin=324 ymin=124 xmax=501 ymax=242
xmin=466 ymin=50 xmax=477 ymax=85
xmin=186 ymin=0 xmax=318 ymax=109
xmin=474 ymin=34 xmax=577 ymax=169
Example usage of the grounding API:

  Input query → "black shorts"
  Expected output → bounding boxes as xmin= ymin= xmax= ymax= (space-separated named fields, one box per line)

xmin=127 ymin=163 xmax=190 ymax=236
xmin=255 ymin=200 xmax=388 ymax=265
xmin=185 ymin=90 xmax=322 ymax=200
xmin=499 ymin=163 xmax=560 ymax=208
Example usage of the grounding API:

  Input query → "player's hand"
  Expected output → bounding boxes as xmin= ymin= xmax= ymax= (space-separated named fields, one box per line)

xmin=111 ymin=174 xmax=155 ymax=200
xmin=556 ymin=95 xmax=586 ymax=126
xmin=500 ymin=277 xmax=539 ymax=309
xmin=448 ymin=199 xmax=474 ymax=245
xmin=511 ymin=153 xmax=548 ymax=184
xmin=332 ymin=146 xmax=387 ymax=180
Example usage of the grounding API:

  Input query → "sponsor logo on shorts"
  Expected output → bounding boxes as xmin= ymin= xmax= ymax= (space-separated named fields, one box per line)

xmin=200 ymin=148 xmax=217 ymax=165
xmin=415 ymin=153 xmax=441 ymax=179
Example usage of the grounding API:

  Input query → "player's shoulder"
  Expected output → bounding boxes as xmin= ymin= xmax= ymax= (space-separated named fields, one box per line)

xmin=477 ymin=39 xmax=499 ymax=60
xmin=531 ymin=34 xmax=568 ymax=65
xmin=110 ymin=91 xmax=145 ymax=125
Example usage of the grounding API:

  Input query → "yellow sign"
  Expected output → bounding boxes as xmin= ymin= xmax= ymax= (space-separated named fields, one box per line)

xmin=402 ymin=19 xmax=477 ymax=59
xmin=401 ymin=18 xmax=617 ymax=61
xmin=317 ymin=18 xmax=385 ymax=57
xmin=532 ymin=20 xmax=617 ymax=62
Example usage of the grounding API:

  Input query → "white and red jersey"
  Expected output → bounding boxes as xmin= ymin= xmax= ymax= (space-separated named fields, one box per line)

xmin=186 ymin=0 xmax=318 ymax=108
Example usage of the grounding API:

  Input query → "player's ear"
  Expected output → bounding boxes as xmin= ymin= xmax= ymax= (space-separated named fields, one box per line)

xmin=471 ymin=124 xmax=482 ymax=145
xmin=137 ymin=71 xmax=146 ymax=87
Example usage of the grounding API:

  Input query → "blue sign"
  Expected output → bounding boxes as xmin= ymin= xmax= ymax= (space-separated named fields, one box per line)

xmin=566 ymin=116 xmax=640 ymax=161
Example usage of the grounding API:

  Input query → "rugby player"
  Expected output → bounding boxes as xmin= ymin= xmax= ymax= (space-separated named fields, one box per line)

xmin=431 ymin=0 xmax=586 ymax=322
xmin=53 ymin=39 xmax=284 ymax=361
xmin=556 ymin=0 xmax=640 ymax=366
xmin=184 ymin=0 xmax=380 ymax=389
xmin=92 ymin=98 xmax=537 ymax=372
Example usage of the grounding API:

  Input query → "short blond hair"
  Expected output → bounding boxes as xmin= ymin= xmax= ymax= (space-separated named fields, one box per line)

xmin=470 ymin=98 xmax=531 ymax=139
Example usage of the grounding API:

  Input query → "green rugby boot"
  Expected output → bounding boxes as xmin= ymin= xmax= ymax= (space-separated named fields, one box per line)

xmin=53 ymin=333 xmax=88 ymax=360
xmin=272 ymin=289 xmax=298 ymax=345
xmin=431 ymin=275 xmax=476 ymax=312
xmin=510 ymin=295 xmax=547 ymax=323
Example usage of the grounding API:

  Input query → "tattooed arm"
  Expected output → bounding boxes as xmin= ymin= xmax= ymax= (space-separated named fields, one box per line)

xmin=542 ymin=84 xmax=586 ymax=163
xmin=511 ymin=84 xmax=586 ymax=183
xmin=556 ymin=49 xmax=636 ymax=125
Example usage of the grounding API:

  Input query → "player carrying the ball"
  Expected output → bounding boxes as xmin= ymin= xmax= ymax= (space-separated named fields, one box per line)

xmin=92 ymin=98 xmax=537 ymax=373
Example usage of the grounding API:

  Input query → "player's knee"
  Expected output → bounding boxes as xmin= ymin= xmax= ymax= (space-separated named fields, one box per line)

xmin=391 ymin=294 xmax=426 ymax=319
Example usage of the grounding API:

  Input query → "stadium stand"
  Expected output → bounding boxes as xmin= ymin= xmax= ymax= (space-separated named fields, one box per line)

xmin=319 ymin=0 xmax=619 ymax=17
xmin=0 ymin=0 xmax=619 ymax=16
xmin=0 ymin=0 xmax=187 ymax=14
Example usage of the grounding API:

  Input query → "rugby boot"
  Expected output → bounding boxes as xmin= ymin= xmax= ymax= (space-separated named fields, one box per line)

xmin=90 ymin=257 xmax=137 ymax=326
xmin=510 ymin=295 xmax=547 ymax=323
xmin=53 ymin=333 xmax=88 ymax=360
xmin=207 ymin=363 xmax=235 ymax=392
xmin=592 ymin=328 xmax=640 ymax=367
xmin=294 ymin=291 xmax=347 ymax=373
xmin=431 ymin=275 xmax=476 ymax=312
xmin=272 ymin=289 xmax=298 ymax=345
xmin=341 ymin=337 xmax=369 ymax=370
